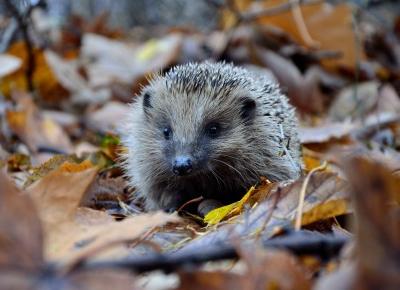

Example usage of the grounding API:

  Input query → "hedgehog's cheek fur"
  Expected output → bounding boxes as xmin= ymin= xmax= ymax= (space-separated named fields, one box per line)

xmin=240 ymin=97 xmax=256 ymax=122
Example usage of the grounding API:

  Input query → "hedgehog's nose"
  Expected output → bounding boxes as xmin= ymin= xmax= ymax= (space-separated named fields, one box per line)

xmin=173 ymin=156 xmax=193 ymax=176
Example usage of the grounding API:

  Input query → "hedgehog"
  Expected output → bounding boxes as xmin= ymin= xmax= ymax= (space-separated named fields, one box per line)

xmin=120 ymin=62 xmax=303 ymax=213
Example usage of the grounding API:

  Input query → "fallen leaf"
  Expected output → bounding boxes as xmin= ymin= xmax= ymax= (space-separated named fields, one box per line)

xmin=177 ymin=247 xmax=310 ymax=290
xmin=81 ymin=33 xmax=182 ymax=87
xmin=45 ymin=50 xmax=111 ymax=104
xmin=1 ymin=42 xmax=69 ymax=104
xmin=299 ymin=122 xmax=356 ymax=144
xmin=329 ymin=82 xmax=400 ymax=121
xmin=239 ymin=247 xmax=312 ymax=290
xmin=0 ymin=171 xmax=43 ymax=270
xmin=177 ymin=271 xmax=245 ymax=290
xmin=27 ymin=161 xmax=179 ymax=261
xmin=0 ymin=54 xmax=22 ymax=78
xmin=251 ymin=45 xmax=326 ymax=113
xmin=27 ymin=163 xmax=99 ymax=259
xmin=204 ymin=186 xmax=256 ymax=225
xmin=255 ymin=1 xmax=362 ymax=70
xmin=179 ymin=172 xmax=350 ymax=253
xmin=316 ymin=155 xmax=400 ymax=290
xmin=0 ymin=170 xmax=138 ymax=290
xmin=6 ymin=91 xmax=73 ymax=153
xmin=86 ymin=101 xmax=131 ymax=134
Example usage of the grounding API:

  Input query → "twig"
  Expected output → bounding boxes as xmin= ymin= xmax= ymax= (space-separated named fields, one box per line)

xmin=3 ymin=0 xmax=45 ymax=93
xmin=240 ymin=0 xmax=323 ymax=22
xmin=294 ymin=161 xmax=327 ymax=230
xmin=80 ymin=230 xmax=349 ymax=273
xmin=177 ymin=196 xmax=204 ymax=213
xmin=290 ymin=0 xmax=320 ymax=48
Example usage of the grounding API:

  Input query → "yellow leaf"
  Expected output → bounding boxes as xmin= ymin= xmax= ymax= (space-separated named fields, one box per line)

xmin=136 ymin=39 xmax=159 ymax=61
xmin=204 ymin=186 xmax=256 ymax=225
xmin=300 ymin=198 xmax=348 ymax=226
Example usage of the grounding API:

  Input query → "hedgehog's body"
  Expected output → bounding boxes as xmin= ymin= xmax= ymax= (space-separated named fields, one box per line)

xmin=121 ymin=62 xmax=302 ymax=212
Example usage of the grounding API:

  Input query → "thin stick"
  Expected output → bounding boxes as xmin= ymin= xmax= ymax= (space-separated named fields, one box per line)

xmin=177 ymin=196 xmax=204 ymax=212
xmin=290 ymin=0 xmax=320 ymax=48
xmin=241 ymin=0 xmax=323 ymax=22
xmin=3 ymin=0 xmax=39 ymax=93
xmin=294 ymin=161 xmax=327 ymax=230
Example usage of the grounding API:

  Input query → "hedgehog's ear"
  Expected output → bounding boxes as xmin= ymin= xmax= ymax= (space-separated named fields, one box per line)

xmin=240 ymin=98 xmax=256 ymax=122
xmin=143 ymin=92 xmax=153 ymax=114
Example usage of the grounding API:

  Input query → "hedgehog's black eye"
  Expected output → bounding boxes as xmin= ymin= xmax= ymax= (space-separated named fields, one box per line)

xmin=163 ymin=127 xmax=172 ymax=140
xmin=205 ymin=122 xmax=221 ymax=138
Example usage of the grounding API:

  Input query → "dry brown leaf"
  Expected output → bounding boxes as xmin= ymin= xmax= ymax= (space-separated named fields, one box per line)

xmin=179 ymin=172 xmax=350 ymax=253
xmin=27 ymin=162 xmax=178 ymax=261
xmin=0 ymin=42 xmax=69 ymax=104
xmin=0 ymin=169 xmax=138 ymax=290
xmin=315 ymin=155 xmax=400 ymax=290
xmin=0 ymin=171 xmax=43 ymax=270
xmin=240 ymin=247 xmax=312 ymax=290
xmin=27 ymin=163 xmax=99 ymax=259
xmin=251 ymin=45 xmax=326 ymax=113
xmin=81 ymin=33 xmax=182 ymax=87
xmin=86 ymin=101 xmax=131 ymax=134
xmin=329 ymin=82 xmax=400 ymax=122
xmin=6 ymin=91 xmax=72 ymax=153
xmin=255 ymin=1 xmax=362 ymax=70
xmin=299 ymin=122 xmax=356 ymax=144
xmin=177 ymin=248 xmax=310 ymax=290
xmin=45 ymin=50 xmax=111 ymax=105
xmin=177 ymin=271 xmax=245 ymax=290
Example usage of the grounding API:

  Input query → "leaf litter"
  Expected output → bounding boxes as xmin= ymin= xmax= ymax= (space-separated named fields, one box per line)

xmin=0 ymin=0 xmax=400 ymax=289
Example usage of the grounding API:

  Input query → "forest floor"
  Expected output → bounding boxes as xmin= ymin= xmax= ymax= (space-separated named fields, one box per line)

xmin=0 ymin=1 xmax=399 ymax=290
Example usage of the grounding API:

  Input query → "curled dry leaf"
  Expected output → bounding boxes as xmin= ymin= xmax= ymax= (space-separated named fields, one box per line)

xmin=0 ymin=171 xmax=138 ymax=290
xmin=347 ymin=156 xmax=400 ymax=290
xmin=179 ymin=172 xmax=350 ymax=253
xmin=45 ymin=50 xmax=111 ymax=105
xmin=5 ymin=91 xmax=73 ymax=153
xmin=176 ymin=247 xmax=310 ymax=290
xmin=299 ymin=122 xmax=356 ymax=144
xmin=329 ymin=82 xmax=400 ymax=122
xmin=86 ymin=101 xmax=131 ymax=134
xmin=251 ymin=45 xmax=326 ymax=113
xmin=300 ymin=111 xmax=400 ymax=145
xmin=239 ymin=247 xmax=311 ymax=290
xmin=81 ymin=33 xmax=182 ymax=88
xmin=0 ymin=171 xmax=43 ymax=270
xmin=1 ymin=42 xmax=69 ymax=104
xmin=256 ymin=1 xmax=362 ymax=70
xmin=315 ymin=155 xmax=400 ymax=290
xmin=27 ymin=160 xmax=179 ymax=261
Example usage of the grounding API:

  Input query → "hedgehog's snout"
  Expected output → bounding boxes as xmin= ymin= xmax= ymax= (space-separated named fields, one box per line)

xmin=172 ymin=156 xmax=193 ymax=176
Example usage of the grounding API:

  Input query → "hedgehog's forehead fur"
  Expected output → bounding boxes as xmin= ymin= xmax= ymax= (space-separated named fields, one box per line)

xmin=161 ymin=62 xmax=252 ymax=97
xmin=144 ymin=62 xmax=268 ymax=134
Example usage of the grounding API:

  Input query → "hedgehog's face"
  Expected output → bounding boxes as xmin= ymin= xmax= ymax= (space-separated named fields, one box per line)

xmin=140 ymin=85 xmax=257 ymax=179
